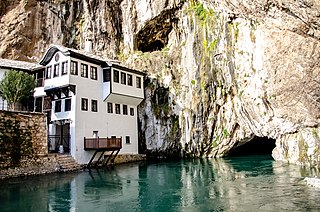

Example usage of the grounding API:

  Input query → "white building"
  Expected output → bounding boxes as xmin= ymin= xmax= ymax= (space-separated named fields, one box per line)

xmin=34 ymin=44 xmax=145 ymax=164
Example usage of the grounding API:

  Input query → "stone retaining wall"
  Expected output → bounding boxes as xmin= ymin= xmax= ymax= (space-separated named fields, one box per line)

xmin=0 ymin=155 xmax=66 ymax=180
xmin=0 ymin=110 xmax=47 ymax=156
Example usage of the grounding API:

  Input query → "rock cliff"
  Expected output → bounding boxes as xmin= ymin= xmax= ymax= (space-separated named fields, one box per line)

xmin=0 ymin=0 xmax=319 ymax=167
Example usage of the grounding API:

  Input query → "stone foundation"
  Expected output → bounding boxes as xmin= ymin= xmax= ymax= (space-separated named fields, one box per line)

xmin=111 ymin=154 xmax=146 ymax=164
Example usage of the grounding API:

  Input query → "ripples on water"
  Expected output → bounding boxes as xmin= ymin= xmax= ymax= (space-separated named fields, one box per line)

xmin=0 ymin=155 xmax=319 ymax=212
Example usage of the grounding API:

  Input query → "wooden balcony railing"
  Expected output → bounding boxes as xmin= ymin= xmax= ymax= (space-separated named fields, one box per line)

xmin=84 ymin=137 xmax=122 ymax=150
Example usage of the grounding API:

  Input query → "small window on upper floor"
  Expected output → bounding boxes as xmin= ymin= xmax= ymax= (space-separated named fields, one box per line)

xmin=81 ymin=63 xmax=88 ymax=78
xmin=45 ymin=66 xmax=52 ymax=79
xmin=91 ymin=99 xmax=98 ymax=112
xmin=121 ymin=72 xmax=126 ymax=85
xmin=114 ymin=70 xmax=119 ymax=83
xmin=115 ymin=104 xmax=120 ymax=114
xmin=136 ymin=76 xmax=141 ymax=88
xmin=103 ymin=68 xmax=111 ymax=82
xmin=62 ymin=61 xmax=68 ymax=75
xmin=130 ymin=108 xmax=134 ymax=116
xmin=107 ymin=102 xmax=113 ymax=113
xmin=53 ymin=63 xmax=60 ymax=77
xmin=81 ymin=98 xmax=88 ymax=111
xmin=123 ymin=105 xmax=128 ymax=115
xmin=90 ymin=66 xmax=97 ymax=80
xmin=54 ymin=100 xmax=61 ymax=113
xmin=71 ymin=61 xmax=78 ymax=75
xmin=127 ymin=74 xmax=133 ymax=86
xmin=65 ymin=98 xmax=71 ymax=111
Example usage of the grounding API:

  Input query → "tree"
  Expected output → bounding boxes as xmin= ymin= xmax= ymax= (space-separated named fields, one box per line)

xmin=0 ymin=70 xmax=36 ymax=110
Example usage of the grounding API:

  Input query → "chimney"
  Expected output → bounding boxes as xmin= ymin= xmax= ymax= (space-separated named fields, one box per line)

xmin=85 ymin=38 xmax=93 ymax=52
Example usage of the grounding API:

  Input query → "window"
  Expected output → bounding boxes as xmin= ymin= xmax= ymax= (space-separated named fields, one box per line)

xmin=81 ymin=63 xmax=88 ymax=78
xmin=127 ymin=74 xmax=133 ymax=86
xmin=136 ymin=76 xmax=141 ymax=88
xmin=126 ymin=136 xmax=131 ymax=144
xmin=103 ymin=68 xmax=111 ymax=82
xmin=81 ymin=98 xmax=88 ymax=111
xmin=71 ymin=61 xmax=78 ymax=75
xmin=123 ymin=105 xmax=128 ymax=115
xmin=114 ymin=70 xmax=119 ymax=83
xmin=121 ymin=72 xmax=126 ymax=85
xmin=65 ymin=98 xmax=71 ymax=111
xmin=107 ymin=102 xmax=113 ymax=113
xmin=115 ymin=104 xmax=120 ymax=114
xmin=45 ymin=66 xmax=52 ymax=79
xmin=90 ymin=66 xmax=97 ymax=80
xmin=91 ymin=99 xmax=98 ymax=112
xmin=62 ymin=61 xmax=68 ymax=75
xmin=130 ymin=108 xmax=134 ymax=116
xmin=53 ymin=63 xmax=59 ymax=77
xmin=54 ymin=100 xmax=61 ymax=113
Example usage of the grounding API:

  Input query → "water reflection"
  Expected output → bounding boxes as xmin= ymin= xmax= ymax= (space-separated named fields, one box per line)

xmin=0 ymin=156 xmax=320 ymax=211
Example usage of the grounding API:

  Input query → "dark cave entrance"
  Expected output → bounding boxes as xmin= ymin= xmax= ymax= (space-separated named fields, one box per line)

xmin=227 ymin=137 xmax=276 ymax=157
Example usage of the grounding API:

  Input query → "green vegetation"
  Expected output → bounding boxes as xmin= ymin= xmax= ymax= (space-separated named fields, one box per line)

xmin=223 ymin=128 xmax=230 ymax=138
xmin=0 ymin=70 xmax=35 ymax=110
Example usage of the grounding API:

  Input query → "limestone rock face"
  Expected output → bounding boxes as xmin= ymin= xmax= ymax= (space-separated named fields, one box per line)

xmin=0 ymin=0 xmax=320 ymax=167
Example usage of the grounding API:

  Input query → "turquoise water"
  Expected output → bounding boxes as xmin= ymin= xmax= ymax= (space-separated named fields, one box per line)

xmin=0 ymin=155 xmax=320 ymax=211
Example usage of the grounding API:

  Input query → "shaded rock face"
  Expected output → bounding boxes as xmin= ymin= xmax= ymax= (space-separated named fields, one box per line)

xmin=0 ymin=0 xmax=320 ymax=167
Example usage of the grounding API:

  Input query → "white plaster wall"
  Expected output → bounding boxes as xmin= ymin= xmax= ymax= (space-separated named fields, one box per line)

xmin=43 ymin=52 xmax=70 ymax=90
xmin=34 ymin=86 xmax=46 ymax=97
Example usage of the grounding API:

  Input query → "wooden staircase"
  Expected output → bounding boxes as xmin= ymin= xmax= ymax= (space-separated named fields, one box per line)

xmin=55 ymin=154 xmax=83 ymax=172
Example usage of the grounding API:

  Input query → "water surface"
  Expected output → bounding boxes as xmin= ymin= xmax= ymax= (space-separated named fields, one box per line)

xmin=1 ymin=155 xmax=320 ymax=211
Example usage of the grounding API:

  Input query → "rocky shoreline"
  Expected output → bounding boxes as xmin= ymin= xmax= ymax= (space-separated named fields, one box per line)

xmin=0 ymin=154 xmax=146 ymax=180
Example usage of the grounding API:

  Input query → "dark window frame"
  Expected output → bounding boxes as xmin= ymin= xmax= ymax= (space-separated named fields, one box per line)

xmin=107 ymin=102 xmax=113 ymax=113
xmin=62 ymin=61 xmax=68 ymax=75
xmin=54 ymin=100 xmax=61 ymax=113
xmin=121 ymin=72 xmax=126 ymax=85
xmin=127 ymin=74 xmax=133 ymax=86
xmin=53 ymin=63 xmax=60 ymax=77
xmin=130 ymin=108 xmax=134 ymax=116
xmin=65 ymin=98 xmax=71 ymax=111
xmin=136 ymin=76 xmax=141 ymax=88
xmin=71 ymin=61 xmax=78 ymax=75
xmin=103 ymin=68 xmax=111 ymax=82
xmin=115 ymin=104 xmax=120 ymax=114
xmin=114 ymin=70 xmax=119 ymax=83
xmin=45 ymin=66 xmax=52 ymax=79
xmin=123 ymin=105 xmax=128 ymax=115
xmin=90 ymin=66 xmax=98 ymax=80
xmin=81 ymin=98 xmax=88 ymax=111
xmin=125 ymin=136 xmax=131 ymax=144
xmin=81 ymin=63 xmax=88 ymax=78
xmin=91 ymin=99 xmax=98 ymax=112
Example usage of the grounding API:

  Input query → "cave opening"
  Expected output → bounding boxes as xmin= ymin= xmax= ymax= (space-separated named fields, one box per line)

xmin=138 ymin=40 xmax=165 ymax=52
xmin=227 ymin=137 xmax=276 ymax=157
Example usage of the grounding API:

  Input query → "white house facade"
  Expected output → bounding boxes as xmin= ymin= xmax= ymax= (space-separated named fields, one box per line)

xmin=36 ymin=45 xmax=145 ymax=164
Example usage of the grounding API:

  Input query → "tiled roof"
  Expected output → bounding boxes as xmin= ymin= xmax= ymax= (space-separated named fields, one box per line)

xmin=50 ymin=44 xmax=113 ymax=65
xmin=0 ymin=58 xmax=44 ymax=71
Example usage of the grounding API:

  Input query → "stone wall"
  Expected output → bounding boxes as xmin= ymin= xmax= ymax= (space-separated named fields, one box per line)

xmin=0 ymin=110 xmax=47 ymax=164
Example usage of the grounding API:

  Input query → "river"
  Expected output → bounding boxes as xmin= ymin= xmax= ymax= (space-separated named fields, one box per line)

xmin=0 ymin=155 xmax=319 ymax=211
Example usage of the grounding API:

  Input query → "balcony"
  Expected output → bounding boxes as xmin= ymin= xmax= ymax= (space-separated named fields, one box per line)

xmin=84 ymin=137 xmax=122 ymax=150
